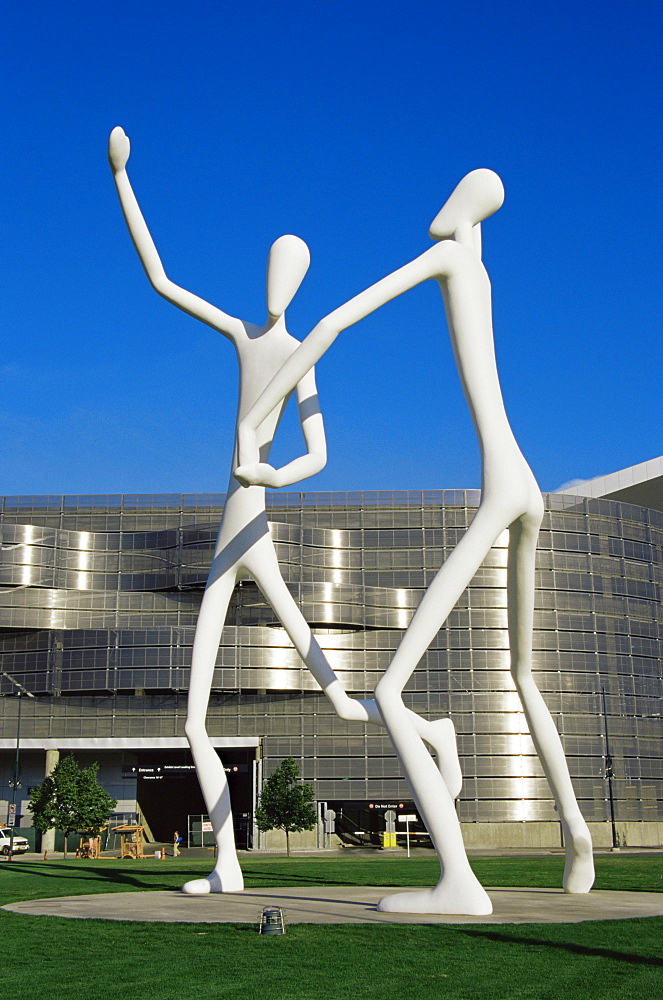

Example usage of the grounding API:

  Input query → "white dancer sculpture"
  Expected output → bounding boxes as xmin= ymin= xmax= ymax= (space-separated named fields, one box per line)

xmin=108 ymin=127 xmax=462 ymax=895
xmin=237 ymin=169 xmax=595 ymax=915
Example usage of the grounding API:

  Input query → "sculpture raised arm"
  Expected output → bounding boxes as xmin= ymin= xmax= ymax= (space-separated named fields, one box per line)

xmin=235 ymin=247 xmax=448 ymax=478
xmin=108 ymin=126 xmax=243 ymax=342
xmin=236 ymin=169 xmax=503 ymax=476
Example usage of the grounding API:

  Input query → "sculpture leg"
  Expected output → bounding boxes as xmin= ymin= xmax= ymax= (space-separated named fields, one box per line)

xmin=413 ymin=716 xmax=463 ymax=799
xmin=507 ymin=511 xmax=594 ymax=893
xmin=356 ymin=702 xmax=463 ymax=798
xmin=375 ymin=687 xmax=492 ymax=915
xmin=183 ymin=567 xmax=244 ymax=894
xmin=249 ymin=549 xmax=359 ymax=711
xmin=374 ymin=506 xmax=509 ymax=915
xmin=250 ymin=552 xmax=462 ymax=797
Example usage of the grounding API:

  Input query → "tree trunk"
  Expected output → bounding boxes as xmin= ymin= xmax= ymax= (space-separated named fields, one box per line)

xmin=285 ymin=828 xmax=290 ymax=857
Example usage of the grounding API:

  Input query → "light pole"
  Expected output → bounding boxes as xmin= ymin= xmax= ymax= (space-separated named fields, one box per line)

xmin=600 ymin=686 xmax=619 ymax=850
xmin=1 ymin=671 xmax=35 ymax=858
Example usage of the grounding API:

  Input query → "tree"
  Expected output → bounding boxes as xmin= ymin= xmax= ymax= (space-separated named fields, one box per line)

xmin=29 ymin=756 xmax=116 ymax=857
xmin=255 ymin=757 xmax=316 ymax=856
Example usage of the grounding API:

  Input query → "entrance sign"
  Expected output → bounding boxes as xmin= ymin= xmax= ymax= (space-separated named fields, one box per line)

xmin=398 ymin=814 xmax=416 ymax=857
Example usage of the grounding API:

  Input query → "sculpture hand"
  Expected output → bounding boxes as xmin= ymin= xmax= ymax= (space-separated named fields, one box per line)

xmin=108 ymin=126 xmax=131 ymax=172
xmin=234 ymin=463 xmax=280 ymax=488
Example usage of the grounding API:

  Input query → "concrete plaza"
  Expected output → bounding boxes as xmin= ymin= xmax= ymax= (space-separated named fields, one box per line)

xmin=5 ymin=884 xmax=663 ymax=926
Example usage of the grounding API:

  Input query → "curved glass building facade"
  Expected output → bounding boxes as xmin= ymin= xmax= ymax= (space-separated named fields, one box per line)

xmin=1 ymin=490 xmax=661 ymax=849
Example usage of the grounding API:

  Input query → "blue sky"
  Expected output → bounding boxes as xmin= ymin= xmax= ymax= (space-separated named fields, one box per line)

xmin=1 ymin=1 xmax=661 ymax=497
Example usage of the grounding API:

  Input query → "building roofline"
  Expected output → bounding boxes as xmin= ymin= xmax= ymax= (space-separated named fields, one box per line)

xmin=556 ymin=456 xmax=663 ymax=512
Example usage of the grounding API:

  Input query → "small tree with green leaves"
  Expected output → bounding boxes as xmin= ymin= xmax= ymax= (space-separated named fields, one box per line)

xmin=29 ymin=756 xmax=116 ymax=857
xmin=255 ymin=757 xmax=316 ymax=856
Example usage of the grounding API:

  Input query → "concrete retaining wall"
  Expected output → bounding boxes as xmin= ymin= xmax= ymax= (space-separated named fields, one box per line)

xmin=257 ymin=821 xmax=663 ymax=852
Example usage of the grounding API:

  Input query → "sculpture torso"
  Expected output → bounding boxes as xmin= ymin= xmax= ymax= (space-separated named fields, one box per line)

xmin=219 ymin=320 xmax=301 ymax=545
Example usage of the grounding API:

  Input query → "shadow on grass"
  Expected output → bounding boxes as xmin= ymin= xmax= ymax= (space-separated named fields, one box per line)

xmin=460 ymin=927 xmax=663 ymax=967
xmin=0 ymin=862 xmax=176 ymax=893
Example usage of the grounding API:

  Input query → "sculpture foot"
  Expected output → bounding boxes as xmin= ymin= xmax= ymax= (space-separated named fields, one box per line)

xmin=563 ymin=829 xmax=594 ymax=894
xmin=324 ymin=682 xmax=380 ymax=725
xmin=182 ymin=867 xmax=244 ymax=895
xmin=377 ymin=879 xmax=492 ymax=916
xmin=423 ymin=718 xmax=463 ymax=799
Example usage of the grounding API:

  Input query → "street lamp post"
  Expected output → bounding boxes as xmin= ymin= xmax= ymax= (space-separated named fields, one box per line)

xmin=601 ymin=686 xmax=619 ymax=851
xmin=1 ymin=671 xmax=35 ymax=859
xmin=7 ymin=692 xmax=24 ymax=858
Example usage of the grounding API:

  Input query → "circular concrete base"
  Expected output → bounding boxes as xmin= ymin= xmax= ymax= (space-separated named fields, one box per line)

xmin=4 ymin=886 xmax=663 ymax=925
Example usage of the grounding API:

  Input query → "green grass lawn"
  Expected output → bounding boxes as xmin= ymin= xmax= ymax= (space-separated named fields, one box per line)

xmin=1 ymin=854 xmax=661 ymax=1000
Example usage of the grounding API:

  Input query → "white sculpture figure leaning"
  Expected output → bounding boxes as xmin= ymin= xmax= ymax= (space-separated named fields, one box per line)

xmin=237 ymin=169 xmax=595 ymax=915
xmin=108 ymin=127 xmax=463 ymax=895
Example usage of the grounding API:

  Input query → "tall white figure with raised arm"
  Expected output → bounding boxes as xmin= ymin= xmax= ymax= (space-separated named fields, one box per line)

xmin=108 ymin=128 xmax=462 ymax=895
xmin=237 ymin=169 xmax=595 ymax=915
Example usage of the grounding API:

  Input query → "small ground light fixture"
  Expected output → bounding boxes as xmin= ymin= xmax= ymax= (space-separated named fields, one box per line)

xmin=259 ymin=906 xmax=286 ymax=935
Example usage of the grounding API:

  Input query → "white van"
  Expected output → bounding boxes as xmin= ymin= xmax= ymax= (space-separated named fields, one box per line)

xmin=0 ymin=828 xmax=30 ymax=855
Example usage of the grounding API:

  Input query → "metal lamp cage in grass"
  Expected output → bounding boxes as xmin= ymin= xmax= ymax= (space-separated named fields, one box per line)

xmin=259 ymin=906 xmax=286 ymax=935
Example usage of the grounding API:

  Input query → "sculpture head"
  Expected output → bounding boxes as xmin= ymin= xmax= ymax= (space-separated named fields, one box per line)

xmin=266 ymin=235 xmax=311 ymax=318
xmin=428 ymin=169 xmax=504 ymax=243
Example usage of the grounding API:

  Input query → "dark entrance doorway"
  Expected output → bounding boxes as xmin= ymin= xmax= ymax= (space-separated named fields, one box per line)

xmin=328 ymin=800 xmax=420 ymax=847
xmin=129 ymin=748 xmax=254 ymax=848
